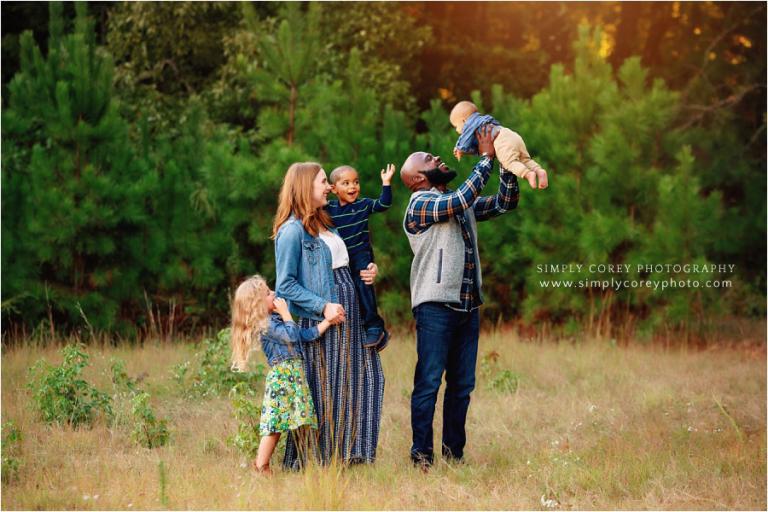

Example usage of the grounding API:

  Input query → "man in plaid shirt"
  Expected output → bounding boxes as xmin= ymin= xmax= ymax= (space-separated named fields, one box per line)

xmin=400 ymin=126 xmax=520 ymax=468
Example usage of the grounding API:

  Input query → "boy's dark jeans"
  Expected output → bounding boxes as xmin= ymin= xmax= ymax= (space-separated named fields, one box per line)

xmin=348 ymin=250 xmax=385 ymax=340
xmin=410 ymin=302 xmax=479 ymax=465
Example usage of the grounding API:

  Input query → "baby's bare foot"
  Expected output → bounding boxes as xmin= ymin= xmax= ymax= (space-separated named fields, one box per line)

xmin=525 ymin=171 xmax=538 ymax=189
xmin=537 ymin=169 xmax=549 ymax=189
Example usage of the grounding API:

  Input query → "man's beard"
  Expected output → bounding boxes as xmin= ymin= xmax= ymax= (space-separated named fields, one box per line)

xmin=421 ymin=166 xmax=457 ymax=185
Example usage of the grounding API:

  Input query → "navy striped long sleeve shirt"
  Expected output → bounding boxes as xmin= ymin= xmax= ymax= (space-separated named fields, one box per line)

xmin=326 ymin=185 xmax=392 ymax=258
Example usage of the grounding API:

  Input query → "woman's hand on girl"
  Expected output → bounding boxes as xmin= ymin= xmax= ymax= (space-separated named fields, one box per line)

xmin=360 ymin=263 xmax=378 ymax=285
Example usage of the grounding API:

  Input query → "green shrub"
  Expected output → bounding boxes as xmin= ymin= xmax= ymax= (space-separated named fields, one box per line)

xmin=131 ymin=392 xmax=170 ymax=449
xmin=27 ymin=344 xmax=112 ymax=427
xmin=1 ymin=421 xmax=22 ymax=484
xmin=227 ymin=382 xmax=261 ymax=457
xmin=180 ymin=328 xmax=264 ymax=397
xmin=491 ymin=370 xmax=520 ymax=394
xmin=109 ymin=357 xmax=138 ymax=393
xmin=171 ymin=360 xmax=190 ymax=391
xmin=105 ymin=357 xmax=141 ymax=429
xmin=479 ymin=351 xmax=521 ymax=394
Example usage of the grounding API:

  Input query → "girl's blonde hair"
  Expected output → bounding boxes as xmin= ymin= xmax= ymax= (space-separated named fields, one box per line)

xmin=230 ymin=275 xmax=270 ymax=372
xmin=272 ymin=162 xmax=333 ymax=239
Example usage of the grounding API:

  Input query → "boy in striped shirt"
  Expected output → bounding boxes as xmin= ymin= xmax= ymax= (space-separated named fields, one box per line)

xmin=327 ymin=163 xmax=396 ymax=350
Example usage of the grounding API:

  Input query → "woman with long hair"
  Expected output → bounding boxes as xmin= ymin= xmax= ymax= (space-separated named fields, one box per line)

xmin=273 ymin=162 xmax=385 ymax=468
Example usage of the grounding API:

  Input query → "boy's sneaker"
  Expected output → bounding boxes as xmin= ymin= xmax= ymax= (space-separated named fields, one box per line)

xmin=363 ymin=329 xmax=384 ymax=348
xmin=375 ymin=330 xmax=390 ymax=352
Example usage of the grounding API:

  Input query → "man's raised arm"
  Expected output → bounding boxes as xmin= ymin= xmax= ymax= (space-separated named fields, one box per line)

xmin=472 ymin=171 xmax=520 ymax=221
xmin=405 ymin=157 xmax=493 ymax=233
xmin=405 ymin=126 xmax=498 ymax=233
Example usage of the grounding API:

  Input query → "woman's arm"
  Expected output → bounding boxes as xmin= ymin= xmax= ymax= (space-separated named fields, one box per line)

xmin=274 ymin=222 xmax=327 ymax=316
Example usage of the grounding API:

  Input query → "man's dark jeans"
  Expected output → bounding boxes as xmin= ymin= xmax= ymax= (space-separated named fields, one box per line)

xmin=410 ymin=302 xmax=479 ymax=465
xmin=348 ymin=250 xmax=385 ymax=340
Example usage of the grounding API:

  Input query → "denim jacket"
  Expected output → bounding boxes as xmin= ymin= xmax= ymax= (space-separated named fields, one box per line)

xmin=260 ymin=313 xmax=321 ymax=367
xmin=274 ymin=216 xmax=338 ymax=321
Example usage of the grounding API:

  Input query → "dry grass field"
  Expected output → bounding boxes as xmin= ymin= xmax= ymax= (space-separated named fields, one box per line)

xmin=1 ymin=329 xmax=765 ymax=510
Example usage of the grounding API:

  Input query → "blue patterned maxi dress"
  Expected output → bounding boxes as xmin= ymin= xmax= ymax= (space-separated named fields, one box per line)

xmin=283 ymin=266 xmax=385 ymax=468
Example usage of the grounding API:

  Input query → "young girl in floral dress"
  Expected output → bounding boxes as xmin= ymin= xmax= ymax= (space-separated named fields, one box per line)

xmin=230 ymin=275 xmax=332 ymax=474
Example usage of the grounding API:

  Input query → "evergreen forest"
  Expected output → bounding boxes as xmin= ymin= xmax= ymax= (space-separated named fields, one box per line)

xmin=2 ymin=2 xmax=765 ymax=342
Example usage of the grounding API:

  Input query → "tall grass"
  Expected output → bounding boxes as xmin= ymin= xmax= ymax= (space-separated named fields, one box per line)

xmin=1 ymin=329 xmax=765 ymax=510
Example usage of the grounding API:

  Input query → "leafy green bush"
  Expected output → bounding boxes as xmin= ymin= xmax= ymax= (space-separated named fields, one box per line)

xmin=131 ymin=392 xmax=170 ymax=449
xmin=106 ymin=357 xmax=141 ymax=429
xmin=171 ymin=360 xmax=190 ymax=390
xmin=227 ymin=382 xmax=262 ymax=457
xmin=490 ymin=370 xmax=520 ymax=394
xmin=1 ymin=421 xmax=22 ymax=483
xmin=102 ymin=357 xmax=170 ymax=447
xmin=479 ymin=351 xmax=521 ymax=394
xmin=176 ymin=328 xmax=264 ymax=397
xmin=109 ymin=357 xmax=138 ymax=393
xmin=27 ymin=344 xmax=112 ymax=427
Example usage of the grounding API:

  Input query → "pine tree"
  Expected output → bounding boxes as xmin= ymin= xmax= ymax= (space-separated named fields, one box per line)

xmin=481 ymin=27 xmax=728 ymax=337
xmin=242 ymin=2 xmax=322 ymax=145
xmin=2 ymin=3 xmax=149 ymax=333
xmin=295 ymin=48 xmax=417 ymax=320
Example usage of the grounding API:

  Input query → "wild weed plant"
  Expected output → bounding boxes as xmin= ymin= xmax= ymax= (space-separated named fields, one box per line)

xmin=106 ymin=357 xmax=140 ymax=429
xmin=480 ymin=350 xmax=521 ymax=393
xmin=1 ymin=421 xmax=22 ymax=483
xmin=107 ymin=357 xmax=170 ymax=449
xmin=227 ymin=382 xmax=261 ymax=457
xmin=131 ymin=392 xmax=170 ymax=449
xmin=27 ymin=344 xmax=112 ymax=427
xmin=174 ymin=329 xmax=264 ymax=397
xmin=158 ymin=460 xmax=169 ymax=507
xmin=109 ymin=358 xmax=138 ymax=393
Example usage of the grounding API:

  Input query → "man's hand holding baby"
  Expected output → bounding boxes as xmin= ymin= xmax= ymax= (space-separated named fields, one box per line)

xmin=476 ymin=125 xmax=496 ymax=160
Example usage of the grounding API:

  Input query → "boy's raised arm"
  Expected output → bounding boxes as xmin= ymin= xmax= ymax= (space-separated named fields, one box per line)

xmin=371 ymin=164 xmax=395 ymax=213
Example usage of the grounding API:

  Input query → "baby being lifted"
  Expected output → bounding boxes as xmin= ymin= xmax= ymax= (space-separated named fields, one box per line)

xmin=450 ymin=101 xmax=549 ymax=189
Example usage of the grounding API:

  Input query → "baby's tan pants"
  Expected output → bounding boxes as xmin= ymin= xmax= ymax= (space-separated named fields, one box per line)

xmin=494 ymin=127 xmax=544 ymax=178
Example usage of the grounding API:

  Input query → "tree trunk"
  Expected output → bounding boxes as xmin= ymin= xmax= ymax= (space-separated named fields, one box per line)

xmin=287 ymin=83 xmax=297 ymax=145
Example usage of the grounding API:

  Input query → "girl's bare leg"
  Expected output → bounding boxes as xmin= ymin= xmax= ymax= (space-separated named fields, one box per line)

xmin=254 ymin=433 xmax=281 ymax=474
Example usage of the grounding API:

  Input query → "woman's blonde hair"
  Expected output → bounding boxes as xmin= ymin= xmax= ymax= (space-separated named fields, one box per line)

xmin=230 ymin=275 xmax=270 ymax=372
xmin=272 ymin=162 xmax=333 ymax=238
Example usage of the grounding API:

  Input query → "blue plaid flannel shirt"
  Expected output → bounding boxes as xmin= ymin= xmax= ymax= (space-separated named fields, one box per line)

xmin=405 ymin=157 xmax=520 ymax=311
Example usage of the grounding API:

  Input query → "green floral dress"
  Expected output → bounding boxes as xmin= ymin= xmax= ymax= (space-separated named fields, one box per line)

xmin=259 ymin=357 xmax=318 ymax=436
